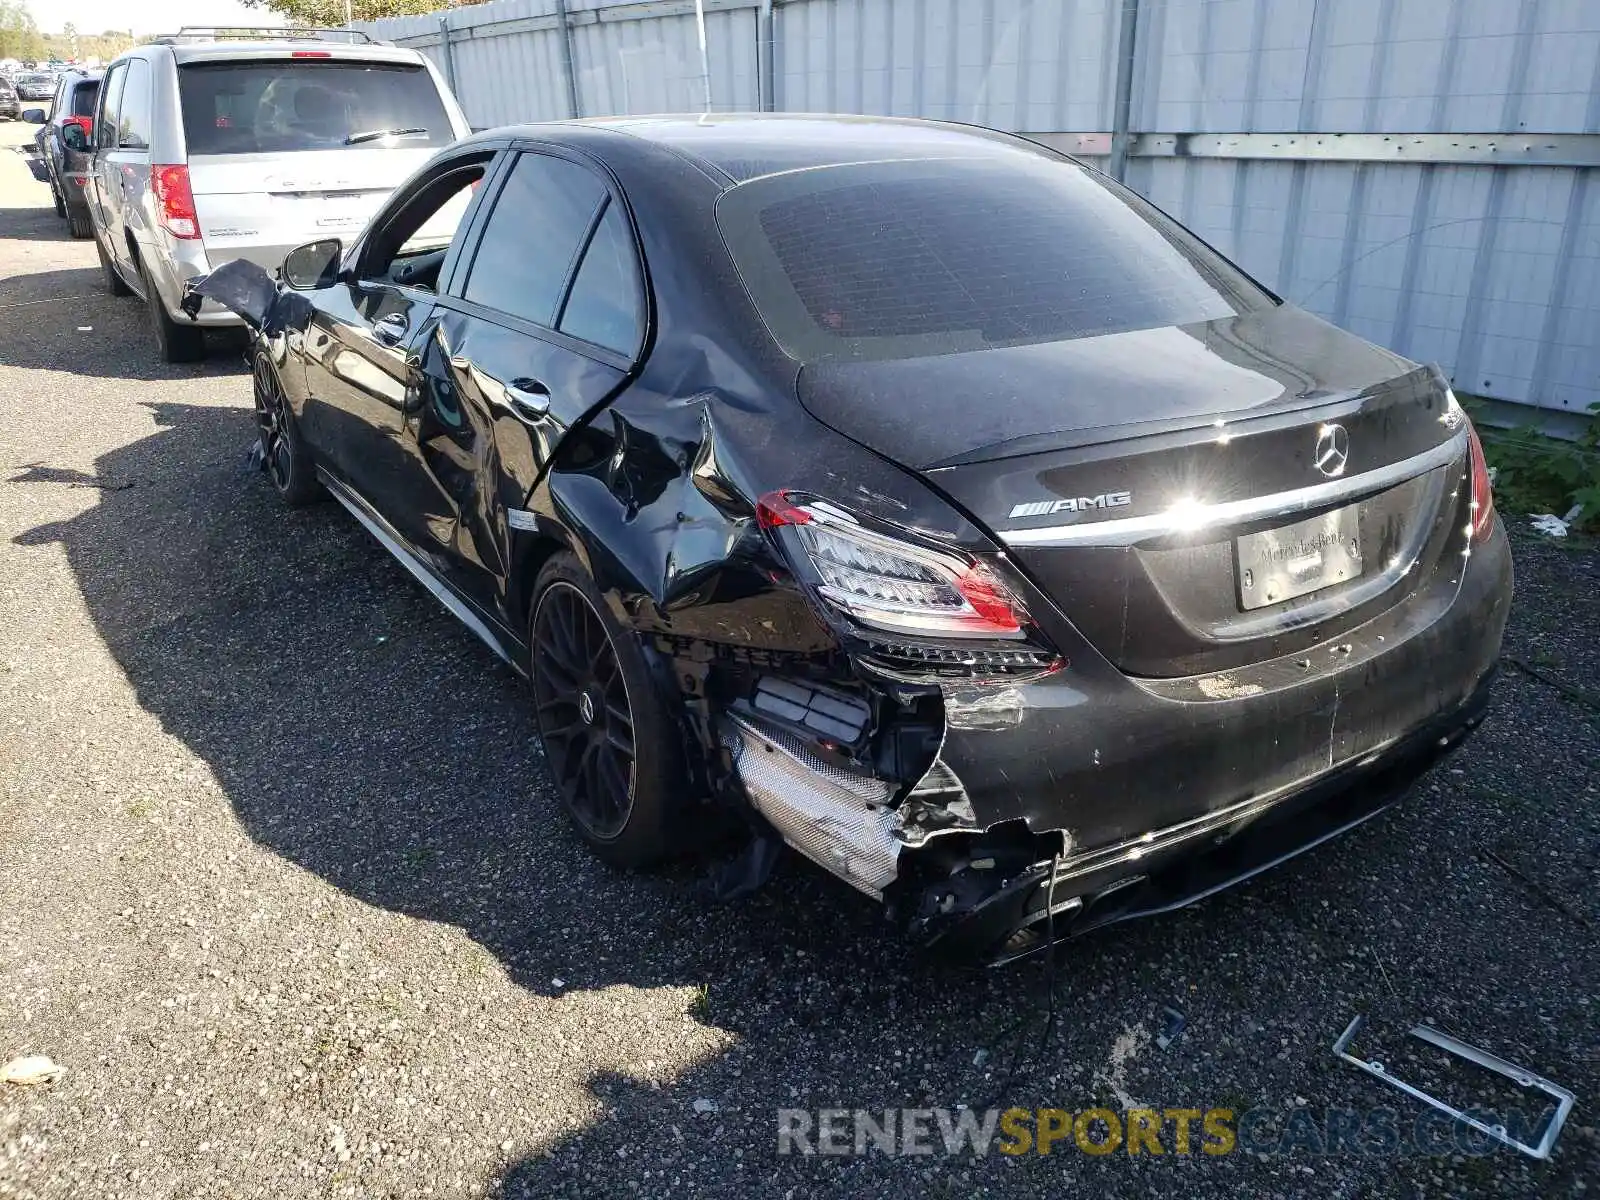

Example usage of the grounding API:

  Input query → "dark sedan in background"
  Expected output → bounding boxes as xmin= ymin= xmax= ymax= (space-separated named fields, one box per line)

xmin=0 ymin=76 xmax=20 ymax=121
xmin=13 ymin=72 xmax=55 ymax=102
xmin=190 ymin=115 xmax=1512 ymax=965
xmin=23 ymin=69 xmax=100 ymax=238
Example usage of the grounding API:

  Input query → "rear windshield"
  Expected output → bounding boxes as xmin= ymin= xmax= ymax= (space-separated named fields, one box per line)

xmin=70 ymin=82 xmax=99 ymax=117
xmin=177 ymin=61 xmax=451 ymax=156
xmin=717 ymin=155 xmax=1276 ymax=363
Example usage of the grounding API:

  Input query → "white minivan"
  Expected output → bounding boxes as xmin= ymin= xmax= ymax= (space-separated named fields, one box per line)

xmin=87 ymin=28 xmax=470 ymax=361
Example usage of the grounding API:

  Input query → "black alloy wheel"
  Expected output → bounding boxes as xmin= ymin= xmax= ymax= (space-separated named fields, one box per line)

xmin=533 ymin=579 xmax=637 ymax=842
xmin=252 ymin=350 xmax=320 ymax=505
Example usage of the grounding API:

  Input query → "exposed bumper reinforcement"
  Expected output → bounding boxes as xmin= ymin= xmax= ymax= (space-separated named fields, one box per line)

xmin=720 ymin=716 xmax=900 ymax=897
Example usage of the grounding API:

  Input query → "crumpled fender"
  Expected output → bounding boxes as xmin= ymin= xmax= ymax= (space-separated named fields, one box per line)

xmin=542 ymin=392 xmax=836 ymax=655
xmin=180 ymin=259 xmax=316 ymax=336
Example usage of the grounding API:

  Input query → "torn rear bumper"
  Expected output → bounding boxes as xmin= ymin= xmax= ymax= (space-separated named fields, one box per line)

xmin=928 ymin=520 xmax=1512 ymax=854
xmin=710 ymin=521 xmax=1510 ymax=965
xmin=939 ymin=667 xmax=1496 ymax=965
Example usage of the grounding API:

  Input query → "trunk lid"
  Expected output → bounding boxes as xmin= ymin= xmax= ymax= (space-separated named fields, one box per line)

xmin=797 ymin=307 xmax=1470 ymax=677
xmin=188 ymin=149 xmax=433 ymax=273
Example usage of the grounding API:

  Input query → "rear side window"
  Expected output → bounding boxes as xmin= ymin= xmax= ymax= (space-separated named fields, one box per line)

xmin=718 ymin=155 xmax=1275 ymax=363
xmin=95 ymin=64 xmax=125 ymax=150
xmin=71 ymin=82 xmax=100 ymax=118
xmin=176 ymin=61 xmax=451 ymax=156
xmin=558 ymin=201 xmax=643 ymax=355
xmin=117 ymin=60 xmax=152 ymax=149
xmin=462 ymin=154 xmax=606 ymax=329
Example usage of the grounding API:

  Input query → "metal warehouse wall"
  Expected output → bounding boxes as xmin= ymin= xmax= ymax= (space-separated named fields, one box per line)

xmin=362 ymin=0 xmax=1600 ymax=417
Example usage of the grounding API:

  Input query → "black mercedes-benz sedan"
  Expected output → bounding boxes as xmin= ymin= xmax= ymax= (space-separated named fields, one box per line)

xmin=190 ymin=115 xmax=1512 ymax=965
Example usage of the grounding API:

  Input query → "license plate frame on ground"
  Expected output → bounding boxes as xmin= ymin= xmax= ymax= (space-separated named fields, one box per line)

xmin=1235 ymin=504 xmax=1363 ymax=610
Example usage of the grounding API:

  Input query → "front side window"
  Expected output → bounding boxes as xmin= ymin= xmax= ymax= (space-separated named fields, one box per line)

xmin=362 ymin=156 xmax=491 ymax=291
xmin=462 ymin=153 xmax=607 ymax=329
xmin=177 ymin=61 xmax=452 ymax=156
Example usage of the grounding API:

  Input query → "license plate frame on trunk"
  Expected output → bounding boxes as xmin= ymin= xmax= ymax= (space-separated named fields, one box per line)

xmin=1235 ymin=505 xmax=1363 ymax=611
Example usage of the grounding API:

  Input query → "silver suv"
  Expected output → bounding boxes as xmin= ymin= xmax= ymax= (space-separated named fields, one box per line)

xmin=86 ymin=27 xmax=469 ymax=361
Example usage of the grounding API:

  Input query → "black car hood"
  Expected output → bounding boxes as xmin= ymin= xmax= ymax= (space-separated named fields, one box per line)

xmin=795 ymin=304 xmax=1416 ymax=470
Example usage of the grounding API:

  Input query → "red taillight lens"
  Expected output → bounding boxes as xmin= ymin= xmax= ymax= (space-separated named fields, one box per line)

xmin=755 ymin=491 xmax=814 ymax=529
xmin=64 ymin=115 xmax=93 ymax=136
xmin=1465 ymin=419 xmax=1496 ymax=539
xmin=291 ymin=50 xmax=332 ymax=58
xmin=756 ymin=491 xmax=1028 ymax=640
xmin=150 ymin=164 xmax=200 ymax=239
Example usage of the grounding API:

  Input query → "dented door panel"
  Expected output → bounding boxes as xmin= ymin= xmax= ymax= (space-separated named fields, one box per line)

xmin=415 ymin=306 xmax=632 ymax=626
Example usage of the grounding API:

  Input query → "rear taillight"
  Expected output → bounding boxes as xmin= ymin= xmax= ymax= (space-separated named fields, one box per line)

xmin=150 ymin=164 xmax=199 ymax=239
xmin=1465 ymin=419 xmax=1496 ymax=540
xmin=757 ymin=492 xmax=1032 ymax=641
xmin=63 ymin=115 xmax=92 ymax=136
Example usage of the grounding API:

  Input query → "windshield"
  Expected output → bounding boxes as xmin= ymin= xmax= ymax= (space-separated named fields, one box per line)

xmin=717 ymin=154 xmax=1276 ymax=364
xmin=177 ymin=61 xmax=451 ymax=156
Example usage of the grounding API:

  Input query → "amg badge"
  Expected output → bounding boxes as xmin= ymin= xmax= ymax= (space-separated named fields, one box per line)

xmin=1009 ymin=492 xmax=1132 ymax=520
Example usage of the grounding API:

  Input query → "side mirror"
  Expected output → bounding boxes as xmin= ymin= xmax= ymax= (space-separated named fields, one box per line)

xmin=282 ymin=238 xmax=344 ymax=291
xmin=21 ymin=108 xmax=46 ymax=124
xmin=61 ymin=124 xmax=89 ymax=150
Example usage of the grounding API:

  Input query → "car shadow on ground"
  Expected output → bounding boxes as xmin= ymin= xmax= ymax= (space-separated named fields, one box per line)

xmin=11 ymin=398 xmax=990 ymax=995
xmin=0 ymin=266 xmax=250 ymax=377
xmin=0 ymin=205 xmax=248 ymax=376
xmin=13 ymin=399 xmax=1591 ymax=1198
xmin=0 ymin=164 xmax=68 ymax=239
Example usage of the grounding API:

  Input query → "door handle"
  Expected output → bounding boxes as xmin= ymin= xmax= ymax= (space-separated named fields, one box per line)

xmin=505 ymin=377 xmax=551 ymax=422
xmin=372 ymin=313 xmax=409 ymax=346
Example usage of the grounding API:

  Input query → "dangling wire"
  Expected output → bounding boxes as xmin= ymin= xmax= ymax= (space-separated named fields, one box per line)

xmin=977 ymin=849 xmax=1064 ymax=1111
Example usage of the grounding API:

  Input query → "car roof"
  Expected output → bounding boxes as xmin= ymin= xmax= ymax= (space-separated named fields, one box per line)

xmin=462 ymin=113 xmax=1059 ymax=185
xmin=166 ymin=41 xmax=428 ymax=67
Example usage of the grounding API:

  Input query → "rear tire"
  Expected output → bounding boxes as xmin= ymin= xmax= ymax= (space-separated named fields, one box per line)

xmin=530 ymin=553 xmax=689 ymax=868
xmin=96 ymin=232 xmax=132 ymax=296
xmin=67 ymin=208 xmax=91 ymax=239
xmin=252 ymin=350 xmax=322 ymax=506
xmin=141 ymin=260 xmax=205 ymax=363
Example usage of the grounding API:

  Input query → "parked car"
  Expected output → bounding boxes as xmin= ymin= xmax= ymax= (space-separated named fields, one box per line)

xmin=188 ymin=116 xmax=1513 ymax=965
xmin=13 ymin=72 xmax=55 ymax=102
xmin=87 ymin=27 xmax=468 ymax=362
xmin=22 ymin=70 xmax=101 ymax=237
xmin=0 ymin=76 xmax=19 ymax=122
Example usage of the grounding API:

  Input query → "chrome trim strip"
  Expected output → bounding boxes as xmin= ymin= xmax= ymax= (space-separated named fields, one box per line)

xmin=999 ymin=431 xmax=1467 ymax=548
xmin=319 ymin=470 xmax=513 ymax=666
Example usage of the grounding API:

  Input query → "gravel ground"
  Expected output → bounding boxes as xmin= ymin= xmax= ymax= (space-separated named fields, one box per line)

xmin=1 ymin=120 xmax=1597 ymax=1199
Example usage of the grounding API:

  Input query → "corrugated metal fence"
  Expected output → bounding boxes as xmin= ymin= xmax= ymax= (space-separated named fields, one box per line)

xmin=361 ymin=0 xmax=1600 ymax=417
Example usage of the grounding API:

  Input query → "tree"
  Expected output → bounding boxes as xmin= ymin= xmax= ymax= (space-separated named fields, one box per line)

xmin=0 ymin=0 xmax=46 ymax=61
xmin=237 ymin=0 xmax=468 ymax=25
